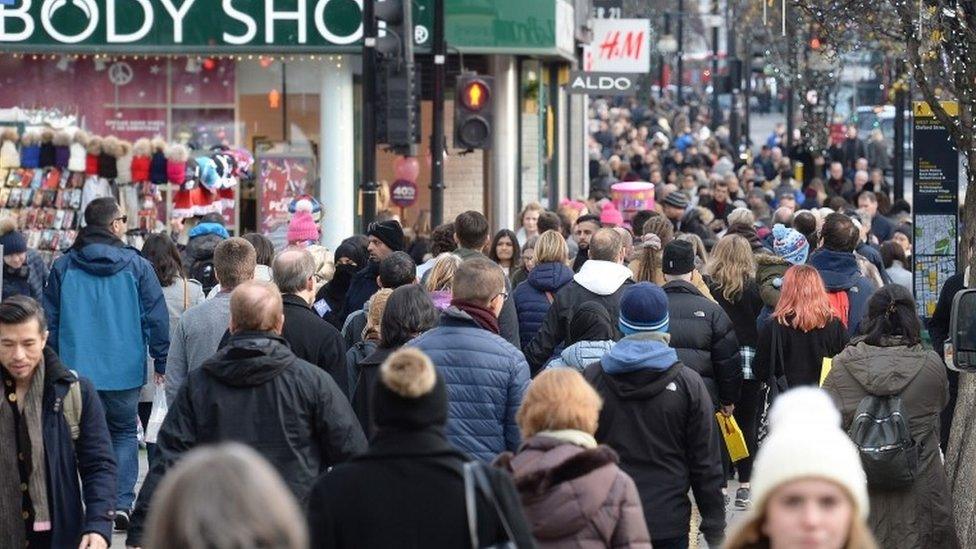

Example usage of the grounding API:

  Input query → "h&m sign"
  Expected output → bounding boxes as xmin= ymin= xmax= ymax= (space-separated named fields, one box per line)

xmin=0 ymin=0 xmax=431 ymax=52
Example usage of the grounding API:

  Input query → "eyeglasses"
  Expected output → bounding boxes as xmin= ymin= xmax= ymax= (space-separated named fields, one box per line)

xmin=494 ymin=291 xmax=509 ymax=302
xmin=115 ymin=215 xmax=128 ymax=224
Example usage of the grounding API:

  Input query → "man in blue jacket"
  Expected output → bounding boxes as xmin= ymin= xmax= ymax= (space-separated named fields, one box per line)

xmin=43 ymin=197 xmax=169 ymax=530
xmin=809 ymin=212 xmax=877 ymax=335
xmin=0 ymin=296 xmax=116 ymax=548
xmin=410 ymin=257 xmax=530 ymax=462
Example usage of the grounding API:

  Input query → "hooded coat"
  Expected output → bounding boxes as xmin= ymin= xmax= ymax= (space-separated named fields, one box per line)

xmin=126 ymin=331 xmax=368 ymax=547
xmin=544 ymin=301 xmax=616 ymax=372
xmin=43 ymin=226 xmax=169 ymax=391
xmin=523 ymin=260 xmax=633 ymax=374
xmin=755 ymin=252 xmax=791 ymax=308
xmin=409 ymin=307 xmax=531 ymax=462
xmin=663 ymin=280 xmax=742 ymax=406
xmin=823 ymin=339 xmax=958 ymax=549
xmin=494 ymin=435 xmax=651 ymax=548
xmin=512 ymin=261 xmax=574 ymax=349
xmin=809 ymin=248 xmax=877 ymax=335
xmin=315 ymin=236 xmax=368 ymax=328
xmin=585 ymin=334 xmax=726 ymax=546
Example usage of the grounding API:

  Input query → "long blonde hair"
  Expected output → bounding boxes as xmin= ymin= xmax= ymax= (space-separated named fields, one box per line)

xmin=704 ymin=235 xmax=755 ymax=302
xmin=633 ymin=216 xmax=674 ymax=284
xmin=425 ymin=253 xmax=461 ymax=292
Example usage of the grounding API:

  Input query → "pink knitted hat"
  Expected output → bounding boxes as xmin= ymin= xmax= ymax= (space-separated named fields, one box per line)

xmin=287 ymin=199 xmax=320 ymax=243
xmin=600 ymin=202 xmax=624 ymax=226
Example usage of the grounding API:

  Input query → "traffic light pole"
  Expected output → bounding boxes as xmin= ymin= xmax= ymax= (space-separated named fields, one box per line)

xmin=676 ymin=0 xmax=684 ymax=106
xmin=893 ymin=61 xmax=906 ymax=201
xmin=430 ymin=0 xmax=446 ymax=227
xmin=361 ymin=0 xmax=378 ymax=230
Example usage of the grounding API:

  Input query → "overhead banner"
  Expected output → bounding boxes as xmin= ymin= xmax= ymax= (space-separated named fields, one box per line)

xmin=912 ymin=100 xmax=960 ymax=319
xmin=583 ymin=18 xmax=650 ymax=73
xmin=0 ymin=0 xmax=432 ymax=53
xmin=566 ymin=71 xmax=636 ymax=96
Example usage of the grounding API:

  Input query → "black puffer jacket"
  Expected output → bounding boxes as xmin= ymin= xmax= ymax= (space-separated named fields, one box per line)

xmin=663 ymin=280 xmax=742 ymax=406
xmin=523 ymin=260 xmax=633 ymax=374
xmin=126 ymin=331 xmax=368 ymax=546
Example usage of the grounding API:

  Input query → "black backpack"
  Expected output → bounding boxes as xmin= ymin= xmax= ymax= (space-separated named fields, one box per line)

xmin=847 ymin=394 xmax=919 ymax=490
xmin=188 ymin=258 xmax=218 ymax=295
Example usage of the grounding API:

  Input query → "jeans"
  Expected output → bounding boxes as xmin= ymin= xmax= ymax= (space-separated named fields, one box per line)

xmin=98 ymin=388 xmax=141 ymax=511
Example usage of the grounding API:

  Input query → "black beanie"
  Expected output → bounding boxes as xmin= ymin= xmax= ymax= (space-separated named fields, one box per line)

xmin=368 ymin=220 xmax=405 ymax=252
xmin=372 ymin=348 xmax=448 ymax=430
xmin=662 ymin=239 xmax=695 ymax=275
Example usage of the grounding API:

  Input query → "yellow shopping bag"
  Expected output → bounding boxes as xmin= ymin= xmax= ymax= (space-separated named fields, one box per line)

xmin=716 ymin=413 xmax=749 ymax=462
xmin=820 ymin=358 xmax=833 ymax=387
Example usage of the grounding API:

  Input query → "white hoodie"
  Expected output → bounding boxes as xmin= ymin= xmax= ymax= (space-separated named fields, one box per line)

xmin=573 ymin=260 xmax=633 ymax=296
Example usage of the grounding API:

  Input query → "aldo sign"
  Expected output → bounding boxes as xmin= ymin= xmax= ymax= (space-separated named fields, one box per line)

xmin=566 ymin=71 xmax=636 ymax=96
xmin=0 ymin=0 xmax=432 ymax=53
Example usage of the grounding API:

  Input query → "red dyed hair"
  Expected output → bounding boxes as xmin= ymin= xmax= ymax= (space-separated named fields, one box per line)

xmin=773 ymin=265 xmax=835 ymax=332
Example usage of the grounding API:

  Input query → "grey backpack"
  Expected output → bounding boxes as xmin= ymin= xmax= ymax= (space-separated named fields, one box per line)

xmin=848 ymin=394 xmax=919 ymax=490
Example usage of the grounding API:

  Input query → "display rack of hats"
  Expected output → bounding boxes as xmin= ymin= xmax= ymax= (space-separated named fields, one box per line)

xmin=0 ymin=127 xmax=251 ymax=263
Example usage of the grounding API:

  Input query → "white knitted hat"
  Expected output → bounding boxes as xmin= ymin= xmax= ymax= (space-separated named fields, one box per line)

xmin=750 ymin=387 xmax=869 ymax=519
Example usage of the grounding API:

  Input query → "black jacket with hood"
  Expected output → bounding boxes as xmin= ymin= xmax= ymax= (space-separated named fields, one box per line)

xmin=584 ymin=333 xmax=726 ymax=545
xmin=523 ymin=260 xmax=633 ymax=374
xmin=126 ymin=332 xmax=368 ymax=546
xmin=663 ymin=280 xmax=742 ymax=406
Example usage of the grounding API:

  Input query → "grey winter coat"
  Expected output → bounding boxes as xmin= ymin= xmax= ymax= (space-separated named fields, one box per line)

xmin=823 ymin=338 xmax=959 ymax=549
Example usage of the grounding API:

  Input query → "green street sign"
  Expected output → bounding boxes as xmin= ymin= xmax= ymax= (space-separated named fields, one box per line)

xmin=0 ymin=0 xmax=432 ymax=53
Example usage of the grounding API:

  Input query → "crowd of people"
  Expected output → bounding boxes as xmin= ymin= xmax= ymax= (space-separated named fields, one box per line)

xmin=0 ymin=93 xmax=972 ymax=549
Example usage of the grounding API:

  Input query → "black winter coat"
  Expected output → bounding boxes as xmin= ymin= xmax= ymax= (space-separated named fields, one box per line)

xmin=584 ymin=361 xmax=726 ymax=544
xmin=523 ymin=274 xmax=631 ymax=375
xmin=663 ymin=280 xmax=742 ymax=405
xmin=754 ymin=318 xmax=849 ymax=388
xmin=350 ymin=346 xmax=396 ymax=437
xmin=127 ymin=332 xmax=368 ymax=546
xmin=706 ymin=278 xmax=764 ymax=348
xmin=281 ymin=293 xmax=347 ymax=389
xmin=308 ymin=428 xmax=536 ymax=549
xmin=341 ymin=261 xmax=381 ymax=326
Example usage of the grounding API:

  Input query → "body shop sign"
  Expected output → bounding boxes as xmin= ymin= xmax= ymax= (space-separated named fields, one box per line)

xmin=0 ymin=0 xmax=432 ymax=52
xmin=583 ymin=18 xmax=650 ymax=73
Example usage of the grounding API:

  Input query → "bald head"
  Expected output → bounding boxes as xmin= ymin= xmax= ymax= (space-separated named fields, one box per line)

xmin=230 ymin=280 xmax=284 ymax=334
xmin=588 ymin=228 xmax=623 ymax=262
xmin=273 ymin=247 xmax=316 ymax=295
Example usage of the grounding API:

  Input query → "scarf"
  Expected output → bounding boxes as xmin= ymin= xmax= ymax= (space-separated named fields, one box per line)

xmin=0 ymin=360 xmax=49 ymax=544
xmin=537 ymin=429 xmax=598 ymax=449
xmin=451 ymin=299 xmax=500 ymax=335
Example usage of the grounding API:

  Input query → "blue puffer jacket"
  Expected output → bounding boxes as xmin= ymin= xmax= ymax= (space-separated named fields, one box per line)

xmin=512 ymin=261 xmax=574 ymax=351
xmin=809 ymin=248 xmax=877 ymax=336
xmin=546 ymin=340 xmax=615 ymax=372
xmin=409 ymin=307 xmax=530 ymax=462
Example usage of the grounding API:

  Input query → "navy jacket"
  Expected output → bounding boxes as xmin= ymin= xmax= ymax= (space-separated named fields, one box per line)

xmin=512 ymin=262 xmax=574 ymax=350
xmin=3 ymin=348 xmax=117 ymax=547
xmin=340 ymin=261 xmax=380 ymax=326
xmin=409 ymin=308 xmax=530 ymax=462
xmin=809 ymin=248 xmax=877 ymax=336
xmin=43 ymin=227 xmax=169 ymax=390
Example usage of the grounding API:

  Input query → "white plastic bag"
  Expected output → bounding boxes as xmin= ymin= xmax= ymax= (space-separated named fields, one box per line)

xmin=145 ymin=384 xmax=168 ymax=444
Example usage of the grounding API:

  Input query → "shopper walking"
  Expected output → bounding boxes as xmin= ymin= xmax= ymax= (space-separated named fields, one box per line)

xmin=495 ymin=367 xmax=651 ymax=547
xmin=307 ymin=348 xmax=535 ymax=549
xmin=725 ymin=387 xmax=876 ymax=549
xmin=43 ymin=197 xmax=169 ymax=530
xmin=512 ymin=230 xmax=574 ymax=351
xmin=823 ymin=285 xmax=958 ymax=548
xmin=754 ymin=265 xmax=849 ymax=388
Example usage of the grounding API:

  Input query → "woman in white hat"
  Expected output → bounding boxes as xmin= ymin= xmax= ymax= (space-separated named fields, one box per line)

xmin=725 ymin=387 xmax=877 ymax=549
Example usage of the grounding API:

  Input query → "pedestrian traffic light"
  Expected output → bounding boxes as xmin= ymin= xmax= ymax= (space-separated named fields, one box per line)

xmin=455 ymin=74 xmax=494 ymax=150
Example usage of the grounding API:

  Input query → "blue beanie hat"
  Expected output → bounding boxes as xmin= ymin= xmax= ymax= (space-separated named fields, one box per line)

xmin=619 ymin=282 xmax=670 ymax=335
xmin=0 ymin=230 xmax=27 ymax=256
xmin=772 ymin=223 xmax=809 ymax=265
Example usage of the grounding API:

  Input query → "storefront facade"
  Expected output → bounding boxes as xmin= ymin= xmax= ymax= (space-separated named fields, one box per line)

xmin=0 ymin=0 xmax=586 ymax=248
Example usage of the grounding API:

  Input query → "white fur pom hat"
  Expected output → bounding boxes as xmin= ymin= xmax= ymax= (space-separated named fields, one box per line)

xmin=749 ymin=387 xmax=869 ymax=520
